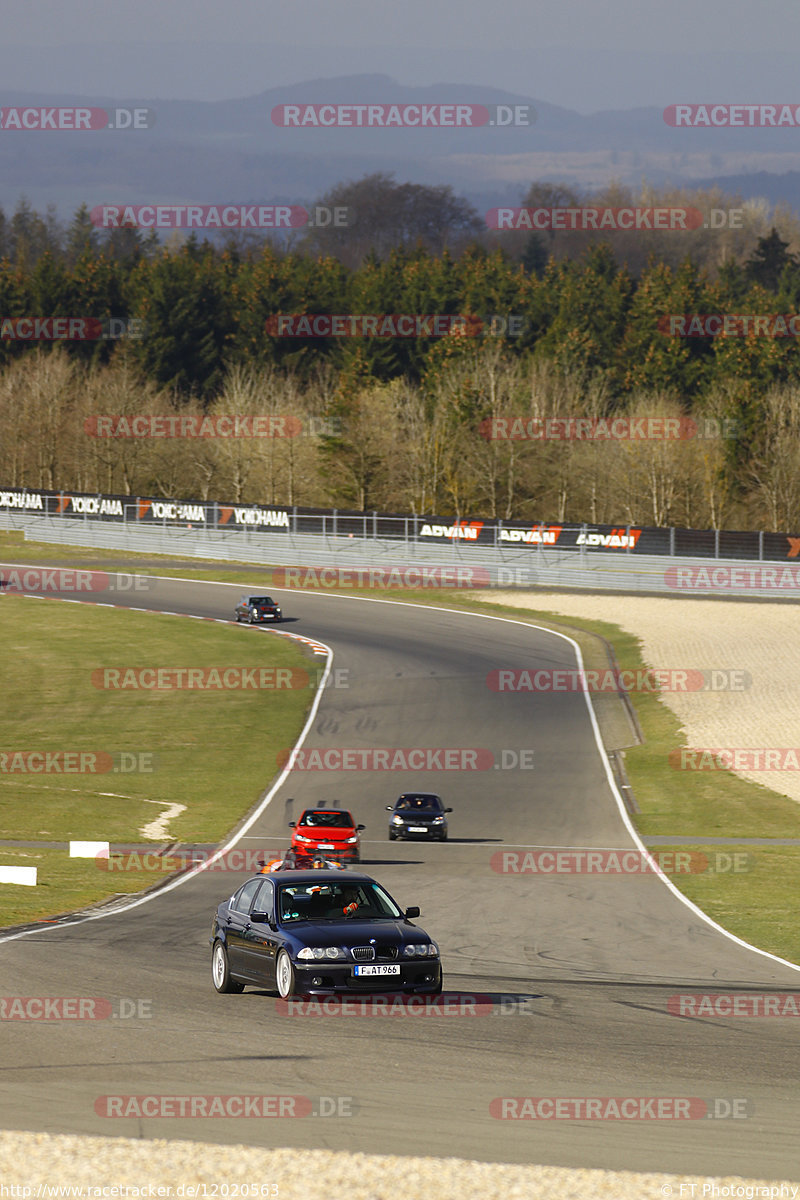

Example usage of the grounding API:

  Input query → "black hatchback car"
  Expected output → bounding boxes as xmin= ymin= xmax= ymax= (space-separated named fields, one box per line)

xmin=387 ymin=793 xmax=452 ymax=841
xmin=210 ymin=869 xmax=442 ymax=998
xmin=234 ymin=595 xmax=282 ymax=623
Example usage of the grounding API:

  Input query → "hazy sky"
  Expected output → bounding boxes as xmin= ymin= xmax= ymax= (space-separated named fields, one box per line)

xmin=2 ymin=0 xmax=800 ymax=110
xmin=5 ymin=0 xmax=798 ymax=55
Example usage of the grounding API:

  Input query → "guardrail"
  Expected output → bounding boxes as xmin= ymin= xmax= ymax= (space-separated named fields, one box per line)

xmin=1 ymin=485 xmax=797 ymax=561
xmin=3 ymin=511 xmax=799 ymax=600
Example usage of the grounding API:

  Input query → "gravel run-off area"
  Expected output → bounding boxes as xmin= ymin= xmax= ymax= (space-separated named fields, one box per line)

xmin=1 ymin=1131 xmax=799 ymax=1200
xmin=482 ymin=590 xmax=800 ymax=805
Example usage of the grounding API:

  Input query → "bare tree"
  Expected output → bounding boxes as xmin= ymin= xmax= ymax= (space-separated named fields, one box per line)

xmin=750 ymin=386 xmax=800 ymax=531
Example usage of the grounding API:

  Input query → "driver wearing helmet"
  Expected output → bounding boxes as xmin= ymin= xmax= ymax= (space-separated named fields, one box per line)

xmin=341 ymin=885 xmax=361 ymax=916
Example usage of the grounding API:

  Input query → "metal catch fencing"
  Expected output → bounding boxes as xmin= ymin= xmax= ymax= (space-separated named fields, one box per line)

xmin=2 ymin=510 xmax=798 ymax=600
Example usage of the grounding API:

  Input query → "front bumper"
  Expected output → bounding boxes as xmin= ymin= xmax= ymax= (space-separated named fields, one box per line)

xmin=292 ymin=960 xmax=442 ymax=995
xmin=391 ymin=824 xmax=447 ymax=839
xmin=292 ymin=843 xmax=360 ymax=860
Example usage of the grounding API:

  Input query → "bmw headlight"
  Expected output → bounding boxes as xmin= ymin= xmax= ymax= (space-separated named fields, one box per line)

xmin=402 ymin=943 xmax=438 ymax=957
xmin=391 ymin=816 xmax=404 ymax=825
xmin=432 ymin=816 xmax=444 ymax=824
xmin=298 ymin=946 xmax=347 ymax=961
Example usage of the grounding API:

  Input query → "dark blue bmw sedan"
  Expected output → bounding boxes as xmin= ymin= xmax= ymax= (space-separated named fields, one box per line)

xmin=210 ymin=869 xmax=442 ymax=999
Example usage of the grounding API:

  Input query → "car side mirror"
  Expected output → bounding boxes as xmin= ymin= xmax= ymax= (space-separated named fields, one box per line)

xmin=445 ymin=808 xmax=453 ymax=813
xmin=404 ymin=906 xmax=420 ymax=919
xmin=357 ymin=824 xmax=365 ymax=831
xmin=385 ymin=806 xmax=393 ymax=812
xmin=288 ymin=821 xmax=295 ymax=828
xmin=250 ymin=910 xmax=271 ymax=926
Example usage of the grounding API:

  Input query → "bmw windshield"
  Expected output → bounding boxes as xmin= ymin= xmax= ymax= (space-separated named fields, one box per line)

xmin=278 ymin=881 xmax=402 ymax=922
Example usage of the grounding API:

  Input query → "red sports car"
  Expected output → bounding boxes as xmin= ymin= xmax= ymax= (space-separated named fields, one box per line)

xmin=288 ymin=808 xmax=365 ymax=863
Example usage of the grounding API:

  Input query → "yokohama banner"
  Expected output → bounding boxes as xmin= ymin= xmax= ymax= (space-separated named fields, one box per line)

xmin=0 ymin=487 xmax=798 ymax=560
xmin=0 ymin=489 xmax=290 ymax=532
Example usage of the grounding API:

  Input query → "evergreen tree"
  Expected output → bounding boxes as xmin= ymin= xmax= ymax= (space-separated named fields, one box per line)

xmin=65 ymin=204 xmax=100 ymax=264
xmin=746 ymin=228 xmax=796 ymax=294
xmin=521 ymin=234 xmax=549 ymax=278
xmin=126 ymin=245 xmax=233 ymax=399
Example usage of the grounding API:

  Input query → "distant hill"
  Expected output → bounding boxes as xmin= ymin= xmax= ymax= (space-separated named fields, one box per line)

xmin=2 ymin=74 xmax=800 ymax=219
xmin=687 ymin=170 xmax=800 ymax=214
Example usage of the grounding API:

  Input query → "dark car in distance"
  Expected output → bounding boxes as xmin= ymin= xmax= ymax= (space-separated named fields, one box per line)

xmin=387 ymin=793 xmax=452 ymax=841
xmin=235 ymin=595 xmax=282 ymax=623
xmin=210 ymin=869 xmax=442 ymax=998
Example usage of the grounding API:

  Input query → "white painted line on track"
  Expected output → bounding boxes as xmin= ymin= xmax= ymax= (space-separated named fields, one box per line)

xmin=238 ymin=835 xmax=665 ymax=851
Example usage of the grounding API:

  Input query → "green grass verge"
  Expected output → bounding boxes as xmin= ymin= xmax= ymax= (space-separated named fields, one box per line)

xmin=0 ymin=846 xmax=197 ymax=927
xmin=2 ymin=528 xmax=799 ymax=963
xmin=642 ymin=845 xmax=800 ymax=957
xmin=0 ymin=529 xmax=192 ymax=566
xmin=0 ymin=596 xmax=314 ymax=926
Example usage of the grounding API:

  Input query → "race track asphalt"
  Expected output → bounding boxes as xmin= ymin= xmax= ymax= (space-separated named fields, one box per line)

xmin=1 ymin=572 xmax=799 ymax=1179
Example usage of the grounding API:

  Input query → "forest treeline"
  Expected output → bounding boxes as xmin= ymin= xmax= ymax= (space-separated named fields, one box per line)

xmin=3 ymin=176 xmax=800 ymax=531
